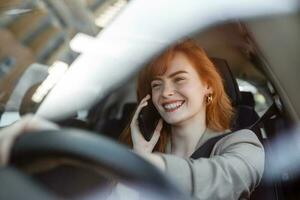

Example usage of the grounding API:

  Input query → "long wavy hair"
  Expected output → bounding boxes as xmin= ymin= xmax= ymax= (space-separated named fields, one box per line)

xmin=119 ymin=39 xmax=233 ymax=153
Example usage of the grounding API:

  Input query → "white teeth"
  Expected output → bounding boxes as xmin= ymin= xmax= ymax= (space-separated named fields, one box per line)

xmin=163 ymin=101 xmax=184 ymax=111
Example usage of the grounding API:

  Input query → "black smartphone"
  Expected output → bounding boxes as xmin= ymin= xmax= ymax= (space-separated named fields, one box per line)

xmin=138 ymin=101 xmax=161 ymax=141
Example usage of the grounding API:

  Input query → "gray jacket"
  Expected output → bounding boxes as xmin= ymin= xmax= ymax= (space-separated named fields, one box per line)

xmin=160 ymin=129 xmax=265 ymax=200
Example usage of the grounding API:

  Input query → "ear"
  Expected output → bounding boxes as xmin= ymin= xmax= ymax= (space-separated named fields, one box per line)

xmin=205 ymin=84 xmax=213 ymax=95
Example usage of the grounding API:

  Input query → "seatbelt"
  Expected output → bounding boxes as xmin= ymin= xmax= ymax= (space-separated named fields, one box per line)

xmin=190 ymin=132 xmax=232 ymax=159
xmin=250 ymin=103 xmax=277 ymax=130
xmin=191 ymin=103 xmax=277 ymax=159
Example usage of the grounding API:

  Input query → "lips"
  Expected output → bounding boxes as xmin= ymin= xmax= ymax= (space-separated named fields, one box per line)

xmin=162 ymin=100 xmax=185 ymax=112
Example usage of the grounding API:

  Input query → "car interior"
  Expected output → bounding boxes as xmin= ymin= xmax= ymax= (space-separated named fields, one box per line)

xmin=0 ymin=0 xmax=300 ymax=199
xmin=85 ymin=53 xmax=286 ymax=200
xmin=82 ymin=21 xmax=299 ymax=199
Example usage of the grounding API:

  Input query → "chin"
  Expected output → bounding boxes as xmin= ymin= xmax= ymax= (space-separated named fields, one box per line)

xmin=163 ymin=116 xmax=186 ymax=125
xmin=160 ymin=109 xmax=190 ymax=125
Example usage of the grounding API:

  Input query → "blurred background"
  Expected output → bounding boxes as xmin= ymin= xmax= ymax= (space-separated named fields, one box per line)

xmin=0 ymin=0 xmax=128 ymax=125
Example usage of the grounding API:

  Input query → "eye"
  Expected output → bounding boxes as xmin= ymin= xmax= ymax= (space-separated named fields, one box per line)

xmin=174 ymin=77 xmax=186 ymax=83
xmin=151 ymin=81 xmax=162 ymax=89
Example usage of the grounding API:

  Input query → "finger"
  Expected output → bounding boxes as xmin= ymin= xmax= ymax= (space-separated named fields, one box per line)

xmin=131 ymin=102 xmax=148 ymax=124
xmin=131 ymin=98 xmax=150 ymax=124
xmin=155 ymin=119 xmax=163 ymax=133
xmin=0 ymin=127 xmax=23 ymax=165
xmin=0 ymin=137 xmax=14 ymax=165
xmin=25 ymin=115 xmax=59 ymax=131
xmin=140 ymin=94 xmax=151 ymax=104
xmin=149 ymin=119 xmax=163 ymax=144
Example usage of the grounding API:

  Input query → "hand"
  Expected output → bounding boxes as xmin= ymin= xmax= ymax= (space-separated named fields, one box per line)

xmin=0 ymin=114 xmax=59 ymax=166
xmin=130 ymin=94 xmax=163 ymax=154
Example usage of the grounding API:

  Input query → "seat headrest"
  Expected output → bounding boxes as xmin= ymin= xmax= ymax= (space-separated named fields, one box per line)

xmin=240 ymin=91 xmax=255 ymax=107
xmin=210 ymin=58 xmax=241 ymax=106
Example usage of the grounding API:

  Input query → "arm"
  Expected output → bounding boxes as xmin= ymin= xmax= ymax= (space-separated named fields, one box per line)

xmin=134 ymin=151 xmax=166 ymax=171
xmin=159 ymin=130 xmax=264 ymax=199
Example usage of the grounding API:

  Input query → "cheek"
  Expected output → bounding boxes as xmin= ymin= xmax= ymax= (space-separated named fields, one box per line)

xmin=151 ymin=90 xmax=160 ymax=107
xmin=178 ymin=83 xmax=206 ymax=102
xmin=178 ymin=83 xmax=201 ymax=96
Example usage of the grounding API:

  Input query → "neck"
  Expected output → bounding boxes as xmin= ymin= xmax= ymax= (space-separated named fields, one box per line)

xmin=170 ymin=109 xmax=207 ymax=158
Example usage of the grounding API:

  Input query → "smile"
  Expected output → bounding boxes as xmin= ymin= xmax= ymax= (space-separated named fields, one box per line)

xmin=162 ymin=100 xmax=185 ymax=112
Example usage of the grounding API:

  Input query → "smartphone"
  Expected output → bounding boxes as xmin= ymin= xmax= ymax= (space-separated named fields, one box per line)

xmin=138 ymin=101 xmax=161 ymax=141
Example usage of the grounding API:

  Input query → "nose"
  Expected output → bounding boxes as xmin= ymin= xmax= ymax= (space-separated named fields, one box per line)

xmin=161 ymin=83 xmax=175 ymax=98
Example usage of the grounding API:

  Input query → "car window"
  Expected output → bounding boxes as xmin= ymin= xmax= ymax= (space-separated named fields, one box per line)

xmin=237 ymin=78 xmax=272 ymax=116
xmin=0 ymin=0 xmax=128 ymax=126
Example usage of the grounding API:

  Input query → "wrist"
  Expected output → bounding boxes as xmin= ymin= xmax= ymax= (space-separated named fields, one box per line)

xmin=133 ymin=144 xmax=153 ymax=154
xmin=133 ymin=151 xmax=166 ymax=171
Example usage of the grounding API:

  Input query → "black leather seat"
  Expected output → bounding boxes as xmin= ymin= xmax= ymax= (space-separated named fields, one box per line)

xmin=210 ymin=58 xmax=261 ymax=137
xmin=210 ymin=58 xmax=241 ymax=107
xmin=100 ymin=103 xmax=136 ymax=139
xmin=211 ymin=58 xmax=279 ymax=200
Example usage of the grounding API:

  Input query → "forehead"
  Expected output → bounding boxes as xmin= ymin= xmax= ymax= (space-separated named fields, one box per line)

xmin=157 ymin=52 xmax=197 ymax=77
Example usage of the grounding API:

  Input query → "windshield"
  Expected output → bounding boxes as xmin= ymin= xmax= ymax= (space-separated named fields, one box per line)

xmin=1 ymin=0 xmax=298 ymax=125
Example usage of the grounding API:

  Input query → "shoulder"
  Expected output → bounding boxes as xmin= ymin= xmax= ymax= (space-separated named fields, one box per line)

xmin=211 ymin=129 xmax=265 ymax=190
xmin=221 ymin=129 xmax=261 ymax=146
xmin=213 ymin=129 xmax=264 ymax=155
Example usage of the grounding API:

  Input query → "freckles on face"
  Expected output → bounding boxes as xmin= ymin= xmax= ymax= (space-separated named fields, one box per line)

xmin=150 ymin=52 xmax=211 ymax=125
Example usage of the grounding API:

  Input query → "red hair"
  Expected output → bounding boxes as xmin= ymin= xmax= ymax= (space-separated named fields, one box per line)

xmin=119 ymin=39 xmax=234 ymax=152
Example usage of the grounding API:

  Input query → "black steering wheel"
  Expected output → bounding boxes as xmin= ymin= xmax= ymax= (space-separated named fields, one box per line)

xmin=1 ymin=129 xmax=188 ymax=200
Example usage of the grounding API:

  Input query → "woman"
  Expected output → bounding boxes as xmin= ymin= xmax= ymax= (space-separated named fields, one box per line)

xmin=119 ymin=39 xmax=264 ymax=199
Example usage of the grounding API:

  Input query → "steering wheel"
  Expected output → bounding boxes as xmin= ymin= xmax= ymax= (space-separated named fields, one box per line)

xmin=1 ymin=129 xmax=188 ymax=200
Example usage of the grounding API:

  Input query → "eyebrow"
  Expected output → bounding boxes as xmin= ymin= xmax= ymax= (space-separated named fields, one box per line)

xmin=152 ymin=70 xmax=188 ymax=81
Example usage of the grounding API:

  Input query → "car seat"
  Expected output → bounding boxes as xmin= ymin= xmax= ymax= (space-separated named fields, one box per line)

xmin=210 ymin=58 xmax=279 ymax=200
xmin=210 ymin=58 xmax=261 ymax=138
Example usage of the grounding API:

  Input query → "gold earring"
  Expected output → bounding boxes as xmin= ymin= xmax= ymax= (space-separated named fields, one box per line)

xmin=206 ymin=94 xmax=213 ymax=104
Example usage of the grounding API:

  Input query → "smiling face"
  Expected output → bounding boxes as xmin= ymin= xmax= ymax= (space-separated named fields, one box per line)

xmin=151 ymin=52 xmax=212 ymax=125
